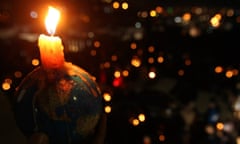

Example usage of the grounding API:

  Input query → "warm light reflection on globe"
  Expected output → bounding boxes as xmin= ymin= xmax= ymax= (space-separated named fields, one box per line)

xmin=14 ymin=62 xmax=103 ymax=144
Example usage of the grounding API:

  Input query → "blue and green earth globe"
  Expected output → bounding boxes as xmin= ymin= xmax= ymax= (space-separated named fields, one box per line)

xmin=14 ymin=62 xmax=103 ymax=144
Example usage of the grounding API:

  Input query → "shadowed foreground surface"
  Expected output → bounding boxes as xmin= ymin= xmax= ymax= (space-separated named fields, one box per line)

xmin=0 ymin=91 xmax=26 ymax=144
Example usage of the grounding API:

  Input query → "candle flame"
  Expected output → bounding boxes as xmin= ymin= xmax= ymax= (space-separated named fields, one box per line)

xmin=45 ymin=6 xmax=60 ymax=35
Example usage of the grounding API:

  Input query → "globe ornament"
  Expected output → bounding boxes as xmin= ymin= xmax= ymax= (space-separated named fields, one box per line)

xmin=14 ymin=62 xmax=103 ymax=144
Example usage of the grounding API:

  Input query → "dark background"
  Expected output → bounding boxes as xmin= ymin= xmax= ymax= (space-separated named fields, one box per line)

xmin=1 ymin=0 xmax=240 ymax=144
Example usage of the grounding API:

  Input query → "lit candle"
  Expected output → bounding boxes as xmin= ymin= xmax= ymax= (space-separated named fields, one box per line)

xmin=38 ymin=6 xmax=65 ymax=69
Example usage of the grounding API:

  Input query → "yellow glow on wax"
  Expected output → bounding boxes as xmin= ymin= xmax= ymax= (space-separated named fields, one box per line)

xmin=38 ymin=6 xmax=65 ymax=69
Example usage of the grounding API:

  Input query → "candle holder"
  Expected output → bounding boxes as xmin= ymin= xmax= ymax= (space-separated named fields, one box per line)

xmin=14 ymin=62 xmax=103 ymax=144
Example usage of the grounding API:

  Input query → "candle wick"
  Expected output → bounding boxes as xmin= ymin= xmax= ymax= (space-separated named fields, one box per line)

xmin=47 ymin=29 xmax=55 ymax=36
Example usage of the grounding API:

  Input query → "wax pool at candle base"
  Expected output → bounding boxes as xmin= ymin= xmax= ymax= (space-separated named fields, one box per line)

xmin=14 ymin=62 xmax=103 ymax=144
xmin=38 ymin=34 xmax=65 ymax=69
